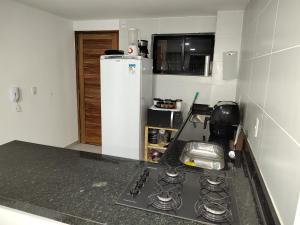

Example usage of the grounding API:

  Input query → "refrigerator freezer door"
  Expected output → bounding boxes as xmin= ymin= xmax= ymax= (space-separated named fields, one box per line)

xmin=101 ymin=59 xmax=141 ymax=160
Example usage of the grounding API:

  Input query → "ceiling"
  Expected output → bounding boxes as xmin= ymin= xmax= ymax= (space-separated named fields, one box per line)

xmin=14 ymin=0 xmax=248 ymax=20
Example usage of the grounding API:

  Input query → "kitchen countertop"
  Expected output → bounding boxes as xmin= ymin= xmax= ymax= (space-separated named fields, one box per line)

xmin=0 ymin=141 xmax=261 ymax=225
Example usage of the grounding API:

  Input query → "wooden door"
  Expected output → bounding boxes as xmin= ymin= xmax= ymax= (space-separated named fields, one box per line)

xmin=76 ymin=31 xmax=118 ymax=145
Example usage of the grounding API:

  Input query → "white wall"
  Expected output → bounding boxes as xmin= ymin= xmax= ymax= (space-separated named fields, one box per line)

xmin=0 ymin=0 xmax=78 ymax=147
xmin=118 ymin=16 xmax=217 ymax=116
xmin=236 ymin=0 xmax=300 ymax=224
xmin=73 ymin=19 xmax=119 ymax=31
xmin=210 ymin=11 xmax=243 ymax=108
xmin=73 ymin=12 xmax=244 ymax=115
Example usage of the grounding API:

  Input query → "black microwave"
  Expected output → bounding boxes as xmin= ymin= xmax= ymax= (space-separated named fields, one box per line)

xmin=147 ymin=109 xmax=183 ymax=129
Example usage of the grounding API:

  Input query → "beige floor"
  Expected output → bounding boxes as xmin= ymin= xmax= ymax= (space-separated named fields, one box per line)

xmin=67 ymin=143 xmax=101 ymax=154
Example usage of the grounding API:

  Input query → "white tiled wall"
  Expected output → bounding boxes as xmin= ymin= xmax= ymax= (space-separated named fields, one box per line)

xmin=236 ymin=0 xmax=300 ymax=224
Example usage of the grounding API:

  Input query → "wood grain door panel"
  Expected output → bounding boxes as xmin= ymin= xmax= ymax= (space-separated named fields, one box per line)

xmin=77 ymin=32 xmax=118 ymax=145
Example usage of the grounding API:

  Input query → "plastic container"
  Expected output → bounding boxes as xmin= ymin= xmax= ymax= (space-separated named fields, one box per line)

xmin=158 ymin=129 xmax=168 ymax=146
xmin=148 ymin=129 xmax=158 ymax=144
xmin=176 ymin=99 xmax=183 ymax=110
xmin=128 ymin=28 xmax=138 ymax=46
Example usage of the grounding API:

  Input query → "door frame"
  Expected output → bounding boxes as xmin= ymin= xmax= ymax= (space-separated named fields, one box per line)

xmin=75 ymin=31 xmax=119 ymax=144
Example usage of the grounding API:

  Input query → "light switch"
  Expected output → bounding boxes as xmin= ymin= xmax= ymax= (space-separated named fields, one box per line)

xmin=31 ymin=86 xmax=37 ymax=95
xmin=15 ymin=104 xmax=22 ymax=112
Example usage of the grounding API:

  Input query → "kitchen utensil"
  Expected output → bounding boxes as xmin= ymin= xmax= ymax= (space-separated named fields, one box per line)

xmin=128 ymin=45 xmax=138 ymax=56
xmin=128 ymin=28 xmax=139 ymax=56
xmin=233 ymin=124 xmax=242 ymax=147
xmin=128 ymin=28 xmax=138 ymax=45
xmin=138 ymin=40 xmax=149 ymax=58
xmin=153 ymin=98 xmax=162 ymax=106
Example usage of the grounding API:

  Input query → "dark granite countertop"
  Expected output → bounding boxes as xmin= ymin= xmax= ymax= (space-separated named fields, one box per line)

xmin=0 ymin=141 xmax=261 ymax=225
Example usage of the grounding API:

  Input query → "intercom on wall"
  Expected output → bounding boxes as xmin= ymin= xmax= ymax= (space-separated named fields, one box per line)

xmin=9 ymin=87 xmax=20 ymax=103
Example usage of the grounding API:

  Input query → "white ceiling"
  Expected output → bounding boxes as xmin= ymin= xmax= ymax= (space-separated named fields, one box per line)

xmin=14 ymin=0 xmax=248 ymax=20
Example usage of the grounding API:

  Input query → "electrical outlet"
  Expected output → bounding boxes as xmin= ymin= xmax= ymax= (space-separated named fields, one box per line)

xmin=15 ymin=104 xmax=22 ymax=112
xmin=254 ymin=118 xmax=259 ymax=138
xmin=31 ymin=86 xmax=37 ymax=95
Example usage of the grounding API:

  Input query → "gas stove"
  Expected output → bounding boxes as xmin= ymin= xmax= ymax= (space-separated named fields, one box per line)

xmin=117 ymin=165 xmax=240 ymax=224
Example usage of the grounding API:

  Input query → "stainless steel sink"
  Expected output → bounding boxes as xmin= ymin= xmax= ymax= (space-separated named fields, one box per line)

xmin=179 ymin=142 xmax=224 ymax=170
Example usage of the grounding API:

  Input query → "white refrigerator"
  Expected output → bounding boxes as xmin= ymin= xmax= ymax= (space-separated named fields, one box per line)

xmin=100 ymin=55 xmax=153 ymax=160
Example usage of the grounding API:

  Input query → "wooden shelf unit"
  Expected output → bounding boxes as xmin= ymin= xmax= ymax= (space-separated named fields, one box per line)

xmin=144 ymin=126 xmax=178 ymax=163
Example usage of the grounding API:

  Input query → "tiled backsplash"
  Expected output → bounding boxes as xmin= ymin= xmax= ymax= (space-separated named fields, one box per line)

xmin=237 ymin=0 xmax=300 ymax=224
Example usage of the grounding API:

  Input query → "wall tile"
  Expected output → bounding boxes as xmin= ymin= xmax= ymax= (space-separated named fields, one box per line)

xmin=237 ymin=94 xmax=249 ymax=125
xmin=259 ymin=115 xmax=300 ymax=225
xmin=243 ymin=101 xmax=264 ymax=159
xmin=254 ymin=0 xmax=278 ymax=56
xmin=238 ymin=1 xmax=300 ymax=223
xmin=238 ymin=59 xmax=253 ymax=96
xmin=265 ymin=47 xmax=300 ymax=143
xmin=240 ymin=19 xmax=257 ymax=60
xmin=246 ymin=0 xmax=271 ymax=20
xmin=273 ymin=0 xmax=300 ymax=51
xmin=214 ymin=37 xmax=242 ymax=61
xmin=215 ymin=11 xmax=244 ymax=37
xmin=249 ymin=55 xmax=270 ymax=107
xmin=240 ymin=0 xmax=271 ymax=60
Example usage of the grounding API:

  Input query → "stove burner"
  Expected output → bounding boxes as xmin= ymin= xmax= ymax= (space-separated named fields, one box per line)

xmin=159 ymin=166 xmax=185 ymax=184
xmin=194 ymin=200 xmax=232 ymax=223
xmin=200 ymin=173 xmax=227 ymax=192
xmin=207 ymin=177 xmax=222 ymax=185
xmin=118 ymin=166 xmax=240 ymax=225
xmin=148 ymin=184 xmax=182 ymax=211
xmin=157 ymin=191 xmax=173 ymax=202
xmin=166 ymin=168 xmax=179 ymax=178
xmin=204 ymin=203 xmax=226 ymax=215
xmin=148 ymin=191 xmax=182 ymax=211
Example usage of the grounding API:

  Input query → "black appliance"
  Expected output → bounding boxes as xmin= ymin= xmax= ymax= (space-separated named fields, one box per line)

xmin=104 ymin=49 xmax=124 ymax=55
xmin=117 ymin=165 xmax=240 ymax=224
xmin=147 ymin=108 xmax=183 ymax=129
xmin=138 ymin=40 xmax=149 ymax=58
xmin=209 ymin=101 xmax=240 ymax=140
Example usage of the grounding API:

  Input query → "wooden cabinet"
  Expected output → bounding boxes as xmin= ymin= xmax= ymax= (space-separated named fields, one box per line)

xmin=144 ymin=126 xmax=178 ymax=163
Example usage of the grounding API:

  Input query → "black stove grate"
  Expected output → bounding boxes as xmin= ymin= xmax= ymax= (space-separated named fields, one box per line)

xmin=158 ymin=166 xmax=185 ymax=185
xmin=117 ymin=166 xmax=240 ymax=225
xmin=200 ymin=172 xmax=228 ymax=192
xmin=201 ymin=190 xmax=230 ymax=205
xmin=148 ymin=184 xmax=182 ymax=211
xmin=195 ymin=200 xmax=233 ymax=223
